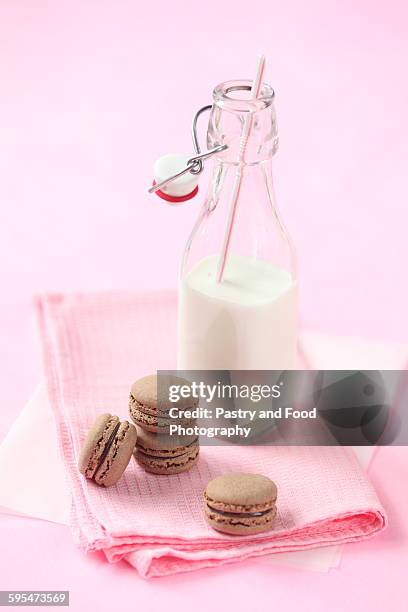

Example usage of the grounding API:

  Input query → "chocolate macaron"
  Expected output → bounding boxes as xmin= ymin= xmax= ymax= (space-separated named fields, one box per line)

xmin=134 ymin=427 xmax=199 ymax=474
xmin=204 ymin=473 xmax=277 ymax=535
xmin=129 ymin=374 xmax=198 ymax=433
xmin=78 ymin=413 xmax=137 ymax=487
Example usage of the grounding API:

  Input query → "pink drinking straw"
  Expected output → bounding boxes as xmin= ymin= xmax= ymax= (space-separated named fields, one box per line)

xmin=216 ymin=55 xmax=266 ymax=283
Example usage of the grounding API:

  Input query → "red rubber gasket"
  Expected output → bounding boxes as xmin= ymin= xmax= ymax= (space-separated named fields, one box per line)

xmin=152 ymin=181 xmax=199 ymax=204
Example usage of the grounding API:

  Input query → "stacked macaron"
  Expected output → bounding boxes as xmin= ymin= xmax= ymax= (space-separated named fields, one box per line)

xmin=129 ymin=374 xmax=200 ymax=474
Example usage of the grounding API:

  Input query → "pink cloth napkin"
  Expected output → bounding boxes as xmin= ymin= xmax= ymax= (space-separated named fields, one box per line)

xmin=36 ymin=291 xmax=387 ymax=578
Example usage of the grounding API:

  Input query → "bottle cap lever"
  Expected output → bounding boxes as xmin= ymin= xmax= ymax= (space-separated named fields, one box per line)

xmin=148 ymin=105 xmax=227 ymax=203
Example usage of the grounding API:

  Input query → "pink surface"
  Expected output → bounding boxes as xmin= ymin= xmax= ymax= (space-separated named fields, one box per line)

xmin=0 ymin=447 xmax=406 ymax=611
xmin=0 ymin=0 xmax=407 ymax=607
xmin=37 ymin=291 xmax=385 ymax=577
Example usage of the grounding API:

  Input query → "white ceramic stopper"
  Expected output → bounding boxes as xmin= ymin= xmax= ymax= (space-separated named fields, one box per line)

xmin=153 ymin=153 xmax=199 ymax=198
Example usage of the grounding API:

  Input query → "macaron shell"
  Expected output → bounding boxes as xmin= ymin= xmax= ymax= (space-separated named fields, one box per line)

xmin=130 ymin=374 xmax=199 ymax=412
xmin=204 ymin=504 xmax=277 ymax=536
xmin=94 ymin=421 xmax=137 ymax=487
xmin=78 ymin=413 xmax=120 ymax=479
xmin=134 ymin=445 xmax=199 ymax=475
xmin=135 ymin=426 xmax=198 ymax=457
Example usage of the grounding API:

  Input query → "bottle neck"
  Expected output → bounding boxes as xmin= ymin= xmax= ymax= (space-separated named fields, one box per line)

xmin=207 ymin=79 xmax=278 ymax=165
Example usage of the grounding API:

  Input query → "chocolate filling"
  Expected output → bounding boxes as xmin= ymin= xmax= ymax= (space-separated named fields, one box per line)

xmin=130 ymin=395 xmax=170 ymax=416
xmin=130 ymin=394 xmax=193 ymax=421
xmin=93 ymin=422 xmax=120 ymax=479
xmin=206 ymin=503 xmax=273 ymax=518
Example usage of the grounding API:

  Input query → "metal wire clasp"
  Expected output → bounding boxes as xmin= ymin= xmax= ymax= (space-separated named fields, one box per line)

xmin=148 ymin=105 xmax=227 ymax=194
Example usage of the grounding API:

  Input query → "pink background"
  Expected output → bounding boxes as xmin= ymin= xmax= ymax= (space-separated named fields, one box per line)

xmin=0 ymin=0 xmax=407 ymax=609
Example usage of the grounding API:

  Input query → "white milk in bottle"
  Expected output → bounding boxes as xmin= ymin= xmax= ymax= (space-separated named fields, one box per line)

xmin=178 ymin=254 xmax=297 ymax=369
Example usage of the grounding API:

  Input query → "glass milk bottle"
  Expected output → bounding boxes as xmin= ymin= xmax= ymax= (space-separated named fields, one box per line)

xmin=178 ymin=80 xmax=297 ymax=370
